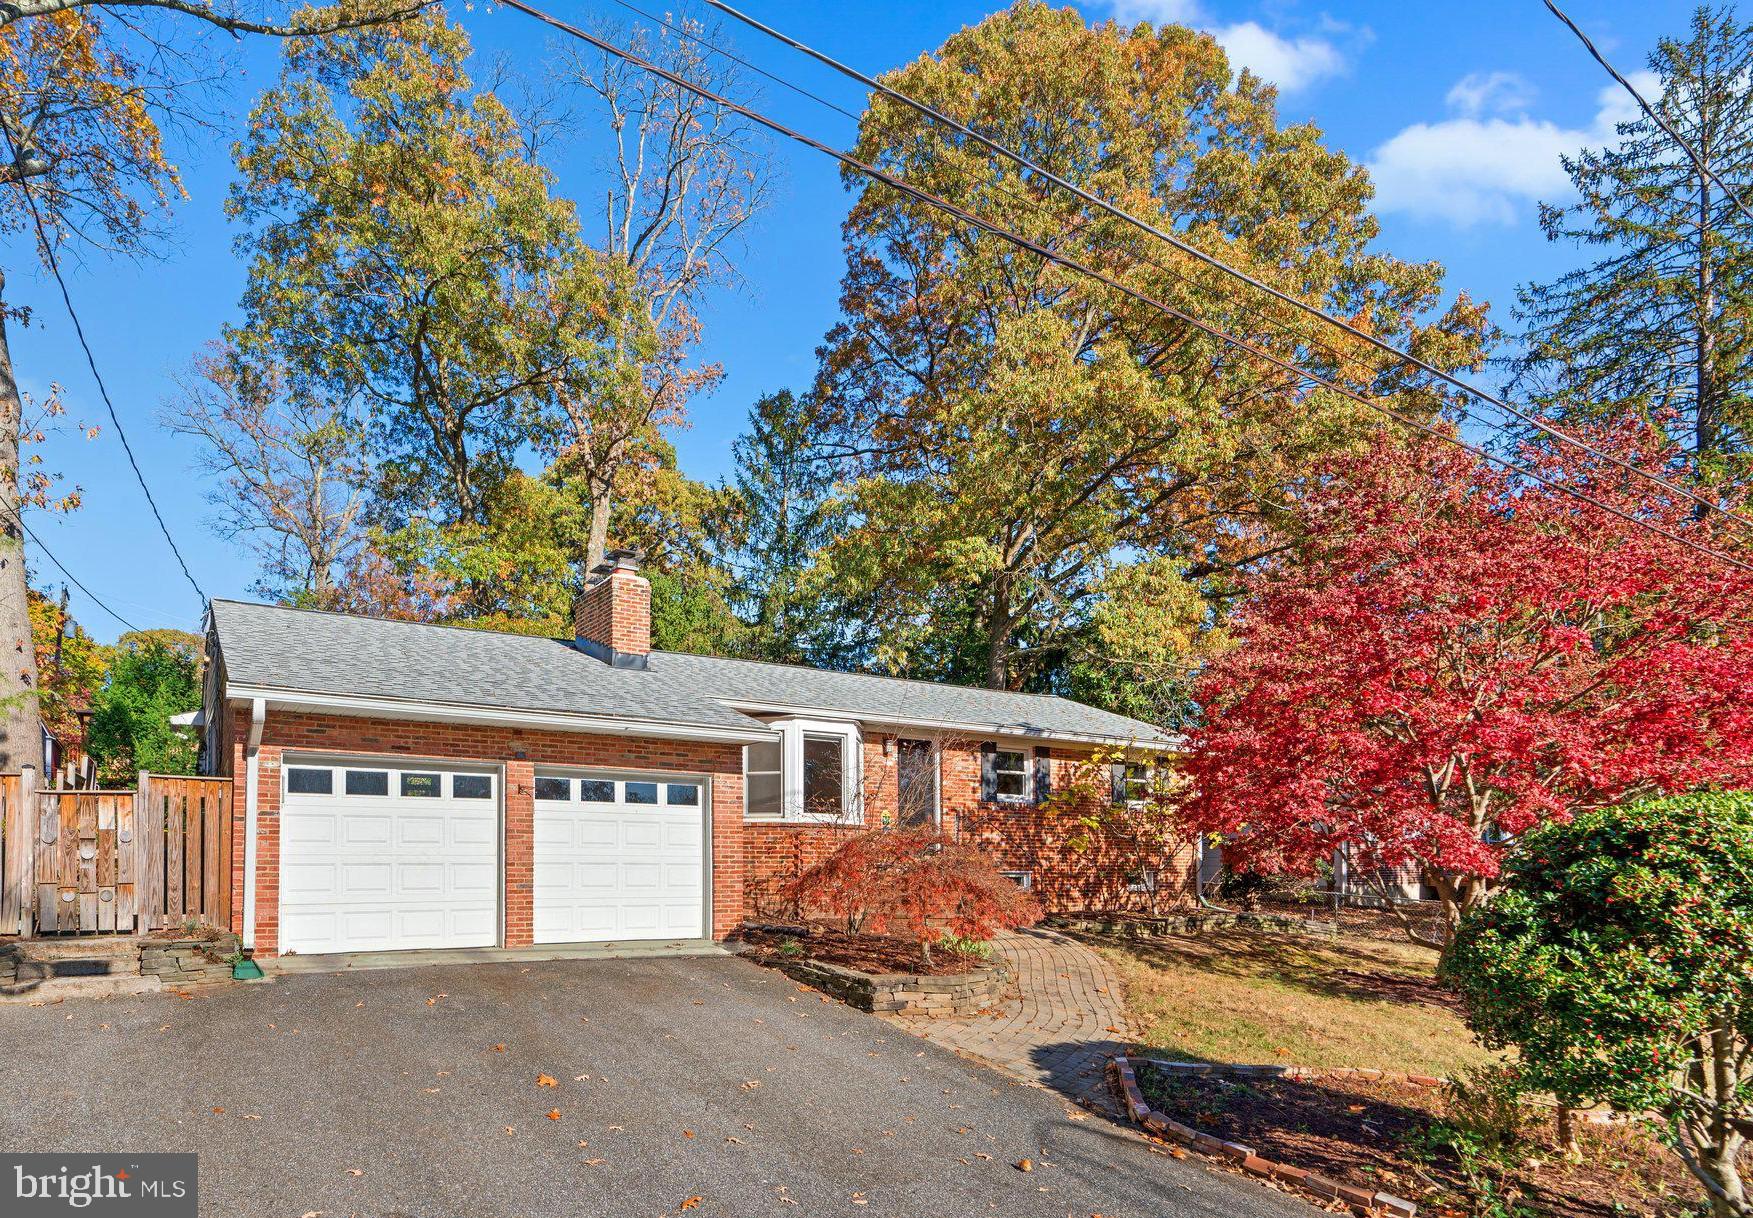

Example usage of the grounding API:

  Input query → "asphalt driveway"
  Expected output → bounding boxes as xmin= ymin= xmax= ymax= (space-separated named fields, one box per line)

xmin=0 ymin=954 xmax=1314 ymax=1217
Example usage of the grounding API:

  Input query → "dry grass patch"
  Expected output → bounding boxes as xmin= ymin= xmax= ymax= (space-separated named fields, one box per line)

xmin=1099 ymin=928 xmax=1499 ymax=1078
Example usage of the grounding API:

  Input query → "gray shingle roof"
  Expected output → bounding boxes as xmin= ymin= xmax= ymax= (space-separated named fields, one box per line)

xmin=209 ymin=600 xmax=1173 ymax=746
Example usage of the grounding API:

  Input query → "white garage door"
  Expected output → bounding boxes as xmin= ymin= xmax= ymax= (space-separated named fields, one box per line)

xmin=279 ymin=762 xmax=499 ymax=955
xmin=533 ymin=773 xmax=705 ymax=944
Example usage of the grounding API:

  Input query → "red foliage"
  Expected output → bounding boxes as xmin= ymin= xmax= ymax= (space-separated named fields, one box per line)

xmin=1187 ymin=425 xmax=1753 ymax=922
xmin=782 ymin=829 xmax=1040 ymax=950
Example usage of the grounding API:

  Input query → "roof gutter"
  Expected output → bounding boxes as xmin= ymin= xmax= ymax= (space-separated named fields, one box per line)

xmin=224 ymin=684 xmax=777 ymax=746
xmin=716 ymin=698 xmax=1184 ymax=751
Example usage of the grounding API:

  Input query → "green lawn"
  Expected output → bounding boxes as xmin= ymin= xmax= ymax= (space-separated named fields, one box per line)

xmin=1098 ymin=928 xmax=1501 ymax=1078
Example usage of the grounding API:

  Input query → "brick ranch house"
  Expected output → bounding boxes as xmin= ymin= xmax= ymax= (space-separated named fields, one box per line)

xmin=200 ymin=553 xmax=1187 ymax=959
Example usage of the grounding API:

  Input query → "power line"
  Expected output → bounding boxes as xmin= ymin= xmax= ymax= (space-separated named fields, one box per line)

xmin=7 ymin=509 xmax=143 ymax=634
xmin=499 ymin=0 xmax=1753 ymax=575
xmin=0 ymin=129 xmax=209 ymax=608
xmin=703 ymin=0 xmax=1753 ymax=538
xmin=1543 ymin=0 xmax=1753 ymax=232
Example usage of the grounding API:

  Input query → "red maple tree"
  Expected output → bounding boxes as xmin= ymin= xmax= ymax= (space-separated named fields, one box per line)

xmin=783 ymin=829 xmax=1039 ymax=961
xmin=1187 ymin=426 xmax=1753 ymax=942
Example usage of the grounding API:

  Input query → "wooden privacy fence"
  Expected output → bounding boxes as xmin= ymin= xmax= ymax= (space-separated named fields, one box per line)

xmin=0 ymin=770 xmax=233 ymax=937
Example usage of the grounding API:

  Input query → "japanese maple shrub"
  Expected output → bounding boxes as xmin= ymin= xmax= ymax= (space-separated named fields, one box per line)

xmin=1442 ymin=795 xmax=1753 ymax=1218
xmin=783 ymin=829 xmax=1039 ymax=965
xmin=1187 ymin=427 xmax=1753 ymax=941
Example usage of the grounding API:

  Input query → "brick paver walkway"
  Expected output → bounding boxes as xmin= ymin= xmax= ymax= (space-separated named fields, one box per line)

xmin=892 ymin=926 xmax=1126 ymax=1097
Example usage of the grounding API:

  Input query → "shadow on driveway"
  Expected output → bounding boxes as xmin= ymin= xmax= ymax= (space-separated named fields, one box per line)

xmin=0 ymin=954 xmax=1319 ymax=1218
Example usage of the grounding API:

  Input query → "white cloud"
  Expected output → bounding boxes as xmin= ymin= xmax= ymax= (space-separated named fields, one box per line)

xmin=1096 ymin=2 xmax=1349 ymax=94
xmin=1444 ymin=70 xmax=1536 ymax=119
xmin=1214 ymin=21 xmax=1346 ymax=93
xmin=1368 ymin=71 xmax=1659 ymax=228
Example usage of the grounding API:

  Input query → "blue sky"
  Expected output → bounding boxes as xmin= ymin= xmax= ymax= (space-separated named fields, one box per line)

xmin=4 ymin=0 xmax=1689 ymax=641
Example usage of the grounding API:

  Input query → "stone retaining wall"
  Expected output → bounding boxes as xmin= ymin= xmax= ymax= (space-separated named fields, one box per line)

xmin=767 ymin=956 xmax=1009 ymax=1017
xmin=139 ymin=934 xmax=241 ymax=987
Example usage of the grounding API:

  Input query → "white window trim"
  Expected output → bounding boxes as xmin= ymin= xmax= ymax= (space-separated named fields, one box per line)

xmin=992 ymin=747 xmax=1031 ymax=805
xmin=743 ymin=717 xmax=862 ymax=824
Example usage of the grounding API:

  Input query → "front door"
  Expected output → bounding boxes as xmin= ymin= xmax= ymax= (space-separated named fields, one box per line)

xmin=896 ymin=739 xmax=938 ymax=828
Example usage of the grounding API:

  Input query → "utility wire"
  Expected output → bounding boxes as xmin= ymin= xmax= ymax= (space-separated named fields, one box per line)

xmin=0 ymin=128 xmax=209 ymax=608
xmin=500 ymin=0 xmax=1753 ymax=575
xmin=703 ymin=0 xmax=1753 ymax=537
xmin=7 ymin=509 xmax=143 ymax=633
xmin=1543 ymin=0 xmax=1753 ymax=232
xmin=594 ymin=0 xmax=1535 ymax=469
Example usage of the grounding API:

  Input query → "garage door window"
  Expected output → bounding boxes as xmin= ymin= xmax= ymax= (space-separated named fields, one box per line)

xmin=535 ymin=776 xmax=571 ymax=801
xmin=400 ymin=772 xmax=441 ymax=798
xmin=287 ymin=767 xmax=333 ymax=795
xmin=625 ymin=781 xmax=659 ymax=805
xmin=345 ymin=769 xmax=389 ymax=796
xmin=452 ymin=774 xmax=493 ymax=800
xmin=579 ymin=779 xmax=615 ymax=802
xmin=666 ymin=783 xmax=700 ymax=806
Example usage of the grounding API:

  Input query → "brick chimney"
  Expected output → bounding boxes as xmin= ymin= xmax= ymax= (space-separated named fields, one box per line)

xmin=573 ymin=549 xmax=651 ymax=668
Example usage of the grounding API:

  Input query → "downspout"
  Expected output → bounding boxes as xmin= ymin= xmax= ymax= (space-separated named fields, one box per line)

xmin=242 ymin=698 xmax=266 ymax=951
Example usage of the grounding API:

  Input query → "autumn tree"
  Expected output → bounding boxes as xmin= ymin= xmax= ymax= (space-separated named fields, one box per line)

xmin=164 ymin=343 xmax=369 ymax=605
xmin=551 ymin=14 xmax=772 ymax=571
xmin=0 ymin=0 xmax=420 ymax=769
xmin=1515 ymin=6 xmax=1753 ymax=483
xmin=86 ymin=629 xmax=202 ymax=784
xmin=226 ymin=12 xmax=645 ymax=542
xmin=1186 ymin=427 xmax=1753 ymax=943
xmin=811 ymin=1 xmax=1486 ymax=691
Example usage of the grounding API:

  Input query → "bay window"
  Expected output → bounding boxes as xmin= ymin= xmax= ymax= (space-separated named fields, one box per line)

xmin=743 ymin=718 xmax=862 ymax=822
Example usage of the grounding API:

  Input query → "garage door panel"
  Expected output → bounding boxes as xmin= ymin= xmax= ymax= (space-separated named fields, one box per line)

xmin=280 ymin=767 xmax=498 ymax=956
xmin=534 ymin=775 xmax=705 ymax=944
xmin=398 ymin=817 xmax=444 ymax=846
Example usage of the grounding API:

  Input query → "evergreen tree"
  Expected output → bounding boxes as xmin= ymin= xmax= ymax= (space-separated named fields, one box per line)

xmin=725 ymin=391 xmax=845 ymax=665
xmin=1514 ymin=5 xmax=1753 ymax=482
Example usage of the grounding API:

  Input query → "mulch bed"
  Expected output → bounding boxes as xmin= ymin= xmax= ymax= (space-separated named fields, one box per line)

xmin=1137 ymin=1067 xmax=1713 ymax=1218
xmin=733 ymin=923 xmax=990 ymax=976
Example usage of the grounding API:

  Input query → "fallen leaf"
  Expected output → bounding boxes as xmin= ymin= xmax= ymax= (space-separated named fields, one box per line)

xmin=537 ymin=1074 xmax=558 ymax=1088
xmin=1015 ymin=1158 xmax=1033 ymax=1173
xmin=345 ymin=1169 xmax=363 ymax=1177
xmin=547 ymin=1110 xmax=562 ymax=1121
xmin=504 ymin=1126 xmax=515 ymax=1136
xmin=423 ymin=1088 xmax=441 ymax=1094
xmin=574 ymin=1074 xmax=591 ymax=1081
xmin=492 ymin=1044 xmax=506 ymax=1053
xmin=240 ymin=1114 xmax=261 ymax=1121
xmin=585 ymin=1158 xmax=606 ymax=1166
xmin=741 ymin=1081 xmax=760 ymax=1091
xmin=682 ymin=1129 xmax=696 ymax=1139
xmin=679 ymin=1199 xmax=702 ymax=1212
xmin=210 ymin=1107 xmax=224 ymax=1115
xmin=577 ymin=1141 xmax=588 ymax=1148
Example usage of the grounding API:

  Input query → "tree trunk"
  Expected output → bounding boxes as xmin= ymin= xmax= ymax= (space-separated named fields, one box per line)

xmin=983 ymin=578 xmax=1012 ymax=690
xmin=0 ymin=270 xmax=45 ymax=772
xmin=585 ymin=483 xmax=612 ymax=575
xmin=1696 ymin=154 xmax=1722 ymax=458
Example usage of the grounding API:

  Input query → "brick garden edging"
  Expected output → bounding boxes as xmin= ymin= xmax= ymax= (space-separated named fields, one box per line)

xmin=763 ymin=956 xmax=1010 ymax=1018
xmin=1107 ymin=1054 xmax=1418 ymax=1217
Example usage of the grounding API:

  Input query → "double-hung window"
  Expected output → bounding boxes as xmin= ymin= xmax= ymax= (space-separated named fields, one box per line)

xmin=743 ymin=718 xmax=862 ymax=823
xmin=992 ymin=749 xmax=1030 ymax=802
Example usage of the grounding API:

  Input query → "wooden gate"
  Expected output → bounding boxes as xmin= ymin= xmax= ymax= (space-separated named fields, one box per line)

xmin=0 ymin=770 xmax=233 ymax=936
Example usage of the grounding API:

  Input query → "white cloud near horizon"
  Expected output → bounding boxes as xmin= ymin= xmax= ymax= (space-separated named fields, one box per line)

xmin=1368 ymin=70 xmax=1657 ymax=228
xmin=1098 ymin=1 xmax=1351 ymax=94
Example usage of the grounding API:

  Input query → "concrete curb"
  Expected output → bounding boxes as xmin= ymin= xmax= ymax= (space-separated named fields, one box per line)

xmin=1107 ymin=1054 xmax=1417 ymax=1218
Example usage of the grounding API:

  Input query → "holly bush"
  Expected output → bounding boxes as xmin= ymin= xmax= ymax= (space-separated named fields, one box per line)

xmin=1442 ymin=793 xmax=1753 ymax=1214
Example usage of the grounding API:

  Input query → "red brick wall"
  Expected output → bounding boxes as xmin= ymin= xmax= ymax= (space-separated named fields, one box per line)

xmin=571 ymin=570 xmax=651 ymax=657
xmin=741 ymin=734 xmax=1194 ymax=921
xmin=227 ymin=707 xmax=743 ymax=956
